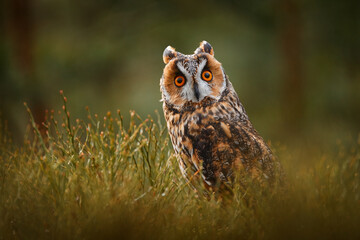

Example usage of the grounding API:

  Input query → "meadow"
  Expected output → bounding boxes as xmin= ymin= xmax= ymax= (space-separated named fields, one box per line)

xmin=1 ymin=92 xmax=359 ymax=240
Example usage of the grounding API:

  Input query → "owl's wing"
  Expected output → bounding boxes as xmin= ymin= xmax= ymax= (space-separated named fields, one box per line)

xmin=184 ymin=116 xmax=274 ymax=189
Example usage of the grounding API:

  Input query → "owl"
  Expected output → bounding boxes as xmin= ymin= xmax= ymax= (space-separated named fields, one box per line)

xmin=160 ymin=41 xmax=276 ymax=193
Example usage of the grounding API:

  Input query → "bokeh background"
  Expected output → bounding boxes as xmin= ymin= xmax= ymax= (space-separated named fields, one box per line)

xmin=1 ymin=0 xmax=359 ymax=147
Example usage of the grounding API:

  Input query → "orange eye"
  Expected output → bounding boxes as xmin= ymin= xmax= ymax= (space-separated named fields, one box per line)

xmin=174 ymin=76 xmax=186 ymax=87
xmin=201 ymin=70 xmax=213 ymax=81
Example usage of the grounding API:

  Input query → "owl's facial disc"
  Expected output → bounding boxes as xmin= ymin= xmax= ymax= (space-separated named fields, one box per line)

xmin=161 ymin=42 xmax=226 ymax=107
xmin=175 ymin=58 xmax=213 ymax=102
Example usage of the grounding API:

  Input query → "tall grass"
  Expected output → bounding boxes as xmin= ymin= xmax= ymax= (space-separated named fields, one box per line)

xmin=1 ymin=92 xmax=360 ymax=240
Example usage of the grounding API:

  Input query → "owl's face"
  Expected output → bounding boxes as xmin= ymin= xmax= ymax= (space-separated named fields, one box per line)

xmin=160 ymin=41 xmax=226 ymax=107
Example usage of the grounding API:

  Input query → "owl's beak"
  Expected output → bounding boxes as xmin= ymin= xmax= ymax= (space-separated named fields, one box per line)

xmin=193 ymin=82 xmax=200 ymax=101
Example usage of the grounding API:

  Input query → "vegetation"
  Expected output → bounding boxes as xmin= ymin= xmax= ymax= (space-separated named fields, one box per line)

xmin=1 ymin=93 xmax=360 ymax=240
xmin=2 ymin=1 xmax=360 ymax=143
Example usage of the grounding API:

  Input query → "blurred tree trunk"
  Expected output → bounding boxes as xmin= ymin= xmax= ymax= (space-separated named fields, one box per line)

xmin=7 ymin=0 xmax=46 ymax=133
xmin=8 ymin=0 xmax=34 ymax=77
xmin=345 ymin=1 xmax=360 ymax=128
xmin=277 ymin=0 xmax=304 ymax=133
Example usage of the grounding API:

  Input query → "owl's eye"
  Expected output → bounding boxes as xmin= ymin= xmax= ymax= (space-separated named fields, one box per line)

xmin=201 ymin=70 xmax=213 ymax=81
xmin=174 ymin=76 xmax=186 ymax=87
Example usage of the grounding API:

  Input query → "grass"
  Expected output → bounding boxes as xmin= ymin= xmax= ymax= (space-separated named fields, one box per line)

xmin=1 ymin=92 xmax=360 ymax=240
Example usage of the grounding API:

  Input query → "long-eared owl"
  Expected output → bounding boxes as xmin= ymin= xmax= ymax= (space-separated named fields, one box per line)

xmin=160 ymin=41 xmax=276 ymax=192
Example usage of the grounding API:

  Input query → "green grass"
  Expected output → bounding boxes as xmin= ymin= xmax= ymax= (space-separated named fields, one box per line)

xmin=1 ymin=93 xmax=360 ymax=240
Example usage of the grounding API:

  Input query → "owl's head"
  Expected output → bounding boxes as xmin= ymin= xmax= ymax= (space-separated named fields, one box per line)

xmin=160 ymin=41 xmax=227 ymax=107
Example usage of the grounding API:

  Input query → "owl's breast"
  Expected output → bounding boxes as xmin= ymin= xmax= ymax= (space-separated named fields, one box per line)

xmin=163 ymin=99 xmax=274 ymax=187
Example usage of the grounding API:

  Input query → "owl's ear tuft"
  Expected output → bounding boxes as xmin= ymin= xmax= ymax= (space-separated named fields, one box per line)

xmin=194 ymin=41 xmax=214 ymax=56
xmin=163 ymin=46 xmax=177 ymax=64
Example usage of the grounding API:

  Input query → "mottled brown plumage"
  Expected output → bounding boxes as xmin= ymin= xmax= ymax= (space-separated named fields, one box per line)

xmin=160 ymin=41 xmax=276 ymax=192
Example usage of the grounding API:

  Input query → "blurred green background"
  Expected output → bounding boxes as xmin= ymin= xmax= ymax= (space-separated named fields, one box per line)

xmin=1 ymin=0 xmax=359 ymax=146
